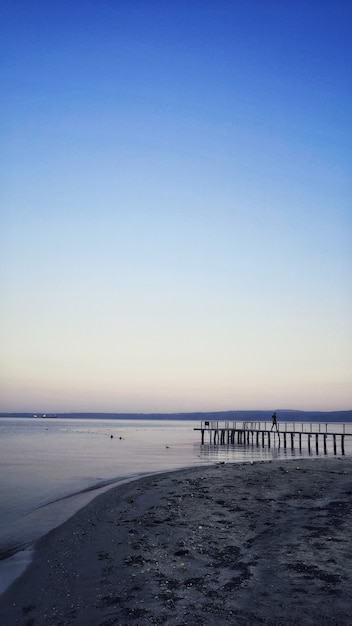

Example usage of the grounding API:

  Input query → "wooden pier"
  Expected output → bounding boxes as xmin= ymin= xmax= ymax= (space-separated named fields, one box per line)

xmin=194 ymin=421 xmax=351 ymax=455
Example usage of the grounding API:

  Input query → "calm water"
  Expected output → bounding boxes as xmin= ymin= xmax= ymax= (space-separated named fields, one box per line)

xmin=0 ymin=417 xmax=351 ymax=593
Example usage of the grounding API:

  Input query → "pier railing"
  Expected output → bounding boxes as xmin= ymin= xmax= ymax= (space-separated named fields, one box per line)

xmin=200 ymin=420 xmax=352 ymax=435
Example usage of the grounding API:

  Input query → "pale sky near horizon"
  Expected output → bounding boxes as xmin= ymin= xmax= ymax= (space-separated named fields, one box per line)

xmin=1 ymin=0 xmax=351 ymax=413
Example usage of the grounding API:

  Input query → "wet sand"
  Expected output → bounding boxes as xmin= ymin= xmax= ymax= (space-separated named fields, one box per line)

xmin=1 ymin=457 xmax=352 ymax=625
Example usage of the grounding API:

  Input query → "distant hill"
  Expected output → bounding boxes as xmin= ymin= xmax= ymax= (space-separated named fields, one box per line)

xmin=1 ymin=410 xmax=352 ymax=422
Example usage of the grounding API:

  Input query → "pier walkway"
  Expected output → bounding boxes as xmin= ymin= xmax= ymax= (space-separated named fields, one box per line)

xmin=194 ymin=421 xmax=352 ymax=455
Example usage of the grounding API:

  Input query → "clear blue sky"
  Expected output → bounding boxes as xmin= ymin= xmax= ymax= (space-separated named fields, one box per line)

xmin=1 ymin=0 xmax=351 ymax=412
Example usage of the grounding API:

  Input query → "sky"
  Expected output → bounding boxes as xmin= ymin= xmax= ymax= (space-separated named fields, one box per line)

xmin=1 ymin=0 xmax=351 ymax=413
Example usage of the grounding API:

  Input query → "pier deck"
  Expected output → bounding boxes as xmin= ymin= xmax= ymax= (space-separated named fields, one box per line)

xmin=194 ymin=421 xmax=352 ymax=454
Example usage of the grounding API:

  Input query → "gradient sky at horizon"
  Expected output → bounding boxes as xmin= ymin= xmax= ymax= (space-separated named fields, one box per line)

xmin=1 ymin=0 xmax=351 ymax=413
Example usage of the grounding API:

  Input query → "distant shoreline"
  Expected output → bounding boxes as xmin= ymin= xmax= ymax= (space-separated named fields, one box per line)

xmin=1 ymin=410 xmax=352 ymax=421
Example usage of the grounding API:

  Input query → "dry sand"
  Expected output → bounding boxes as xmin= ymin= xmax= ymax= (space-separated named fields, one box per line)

xmin=1 ymin=457 xmax=352 ymax=626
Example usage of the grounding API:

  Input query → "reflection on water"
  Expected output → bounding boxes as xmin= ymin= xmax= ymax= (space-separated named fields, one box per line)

xmin=198 ymin=442 xmax=295 ymax=463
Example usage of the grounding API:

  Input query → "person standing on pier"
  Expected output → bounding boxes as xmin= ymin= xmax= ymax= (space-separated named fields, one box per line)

xmin=271 ymin=412 xmax=278 ymax=432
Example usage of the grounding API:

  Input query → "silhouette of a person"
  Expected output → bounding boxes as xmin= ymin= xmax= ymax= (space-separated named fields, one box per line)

xmin=271 ymin=412 xmax=278 ymax=432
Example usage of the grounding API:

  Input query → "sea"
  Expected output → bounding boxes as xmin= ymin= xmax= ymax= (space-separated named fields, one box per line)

xmin=1 ymin=416 xmax=351 ymax=594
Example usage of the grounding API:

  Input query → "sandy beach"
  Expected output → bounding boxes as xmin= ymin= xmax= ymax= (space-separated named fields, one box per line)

xmin=1 ymin=457 xmax=352 ymax=626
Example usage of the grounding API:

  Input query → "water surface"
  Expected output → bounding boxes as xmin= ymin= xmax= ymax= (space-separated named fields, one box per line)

xmin=0 ymin=417 xmax=350 ymax=593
